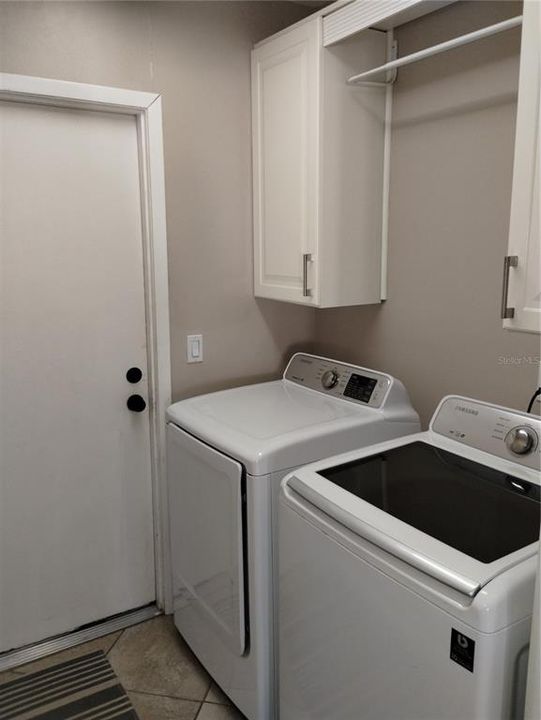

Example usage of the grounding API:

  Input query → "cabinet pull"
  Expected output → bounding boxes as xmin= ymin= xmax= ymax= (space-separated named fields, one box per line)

xmin=302 ymin=253 xmax=312 ymax=297
xmin=501 ymin=255 xmax=518 ymax=319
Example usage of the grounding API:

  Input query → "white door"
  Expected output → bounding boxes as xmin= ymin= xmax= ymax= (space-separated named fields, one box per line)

xmin=0 ymin=99 xmax=156 ymax=652
xmin=251 ymin=20 xmax=319 ymax=305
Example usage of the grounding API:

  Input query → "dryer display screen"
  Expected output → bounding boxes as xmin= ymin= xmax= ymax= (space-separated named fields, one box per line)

xmin=343 ymin=374 xmax=377 ymax=403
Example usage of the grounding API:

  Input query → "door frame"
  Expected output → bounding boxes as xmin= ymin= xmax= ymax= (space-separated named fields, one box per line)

xmin=0 ymin=73 xmax=173 ymax=612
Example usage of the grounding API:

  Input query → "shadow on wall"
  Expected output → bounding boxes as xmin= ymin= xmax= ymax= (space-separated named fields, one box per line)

xmin=256 ymin=297 xmax=317 ymax=356
xmin=314 ymin=304 xmax=386 ymax=369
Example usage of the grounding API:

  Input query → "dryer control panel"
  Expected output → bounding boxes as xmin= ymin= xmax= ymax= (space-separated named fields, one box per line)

xmin=283 ymin=353 xmax=391 ymax=408
xmin=431 ymin=396 xmax=541 ymax=472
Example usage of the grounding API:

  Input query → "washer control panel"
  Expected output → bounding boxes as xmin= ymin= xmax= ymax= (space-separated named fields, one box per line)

xmin=284 ymin=353 xmax=391 ymax=408
xmin=431 ymin=396 xmax=541 ymax=471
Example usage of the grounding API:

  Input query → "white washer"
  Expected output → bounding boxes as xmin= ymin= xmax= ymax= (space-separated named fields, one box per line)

xmin=166 ymin=353 xmax=420 ymax=720
xmin=279 ymin=395 xmax=541 ymax=720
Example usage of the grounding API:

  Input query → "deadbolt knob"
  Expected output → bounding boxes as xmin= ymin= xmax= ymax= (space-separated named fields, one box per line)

xmin=126 ymin=367 xmax=143 ymax=384
xmin=321 ymin=370 xmax=339 ymax=389
xmin=127 ymin=394 xmax=147 ymax=413
xmin=505 ymin=426 xmax=537 ymax=455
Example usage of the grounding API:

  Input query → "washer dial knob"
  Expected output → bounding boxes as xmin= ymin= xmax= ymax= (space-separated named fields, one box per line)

xmin=321 ymin=370 xmax=339 ymax=390
xmin=505 ymin=426 xmax=537 ymax=455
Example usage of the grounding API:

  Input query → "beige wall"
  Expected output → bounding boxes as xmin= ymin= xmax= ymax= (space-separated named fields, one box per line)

xmin=315 ymin=0 xmax=539 ymax=426
xmin=0 ymin=1 xmax=316 ymax=400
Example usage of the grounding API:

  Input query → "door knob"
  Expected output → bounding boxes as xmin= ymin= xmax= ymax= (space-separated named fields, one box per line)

xmin=127 ymin=394 xmax=146 ymax=412
xmin=126 ymin=367 xmax=143 ymax=384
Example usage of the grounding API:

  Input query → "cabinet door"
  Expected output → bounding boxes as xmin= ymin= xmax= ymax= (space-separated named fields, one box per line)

xmin=252 ymin=20 xmax=319 ymax=304
xmin=504 ymin=0 xmax=540 ymax=334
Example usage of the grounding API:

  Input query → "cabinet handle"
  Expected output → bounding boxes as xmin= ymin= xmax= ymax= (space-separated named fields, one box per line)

xmin=302 ymin=253 xmax=312 ymax=297
xmin=501 ymin=255 xmax=518 ymax=319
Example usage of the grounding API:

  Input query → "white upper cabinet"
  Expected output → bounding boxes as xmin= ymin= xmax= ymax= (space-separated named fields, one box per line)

xmin=251 ymin=17 xmax=387 ymax=307
xmin=503 ymin=0 xmax=540 ymax=334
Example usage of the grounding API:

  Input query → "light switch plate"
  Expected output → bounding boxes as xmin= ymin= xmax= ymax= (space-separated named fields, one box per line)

xmin=187 ymin=334 xmax=203 ymax=363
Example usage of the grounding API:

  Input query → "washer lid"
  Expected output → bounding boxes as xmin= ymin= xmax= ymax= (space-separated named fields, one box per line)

xmin=286 ymin=436 xmax=540 ymax=596
xmin=167 ymin=380 xmax=394 ymax=475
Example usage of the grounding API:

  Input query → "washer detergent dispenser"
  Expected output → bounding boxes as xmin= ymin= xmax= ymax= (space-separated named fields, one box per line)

xmin=166 ymin=353 xmax=420 ymax=720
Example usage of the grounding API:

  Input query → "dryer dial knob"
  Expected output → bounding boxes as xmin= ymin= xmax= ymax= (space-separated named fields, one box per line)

xmin=505 ymin=426 xmax=537 ymax=455
xmin=321 ymin=370 xmax=339 ymax=390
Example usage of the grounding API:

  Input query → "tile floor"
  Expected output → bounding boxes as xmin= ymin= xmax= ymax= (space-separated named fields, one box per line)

xmin=0 ymin=616 xmax=246 ymax=720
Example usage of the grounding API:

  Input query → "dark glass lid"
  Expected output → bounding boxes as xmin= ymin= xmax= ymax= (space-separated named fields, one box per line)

xmin=320 ymin=441 xmax=540 ymax=564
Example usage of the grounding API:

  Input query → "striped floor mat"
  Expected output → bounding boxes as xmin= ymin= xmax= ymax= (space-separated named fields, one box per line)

xmin=0 ymin=651 xmax=138 ymax=719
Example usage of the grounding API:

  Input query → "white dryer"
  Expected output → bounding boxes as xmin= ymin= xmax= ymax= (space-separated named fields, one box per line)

xmin=166 ymin=353 xmax=419 ymax=720
xmin=279 ymin=395 xmax=541 ymax=720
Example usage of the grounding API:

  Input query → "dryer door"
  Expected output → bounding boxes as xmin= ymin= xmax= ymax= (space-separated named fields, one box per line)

xmin=167 ymin=423 xmax=246 ymax=656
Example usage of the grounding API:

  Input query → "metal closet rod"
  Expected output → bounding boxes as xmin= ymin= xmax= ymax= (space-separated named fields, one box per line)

xmin=347 ymin=15 xmax=523 ymax=86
